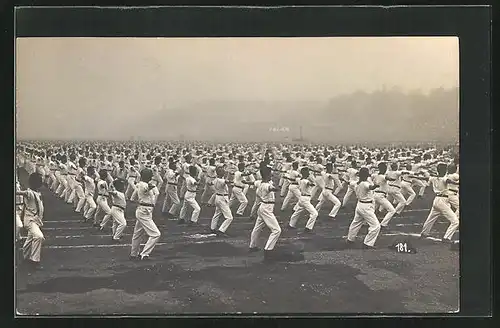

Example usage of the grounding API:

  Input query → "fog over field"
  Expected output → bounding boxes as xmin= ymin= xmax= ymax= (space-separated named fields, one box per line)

xmin=16 ymin=37 xmax=459 ymax=143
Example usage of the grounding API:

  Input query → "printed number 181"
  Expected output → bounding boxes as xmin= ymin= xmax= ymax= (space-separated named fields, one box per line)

xmin=396 ymin=242 xmax=409 ymax=253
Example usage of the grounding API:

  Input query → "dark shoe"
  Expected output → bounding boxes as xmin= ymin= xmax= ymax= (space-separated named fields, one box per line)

xmin=140 ymin=255 xmax=150 ymax=261
xmin=362 ymin=243 xmax=376 ymax=250
xmin=209 ymin=228 xmax=218 ymax=234
xmin=303 ymin=228 xmax=314 ymax=234
xmin=287 ymin=225 xmax=297 ymax=230
xmin=111 ymin=238 xmax=121 ymax=244
xmin=216 ymin=230 xmax=229 ymax=238
xmin=419 ymin=233 xmax=429 ymax=239
xmin=187 ymin=220 xmax=198 ymax=226
xmin=249 ymin=247 xmax=260 ymax=253
xmin=380 ymin=225 xmax=389 ymax=232
xmin=93 ymin=223 xmax=100 ymax=228
xmin=345 ymin=239 xmax=356 ymax=247
xmin=177 ymin=219 xmax=186 ymax=225
xmin=441 ymin=238 xmax=453 ymax=244
xmin=129 ymin=255 xmax=140 ymax=261
xmin=235 ymin=213 xmax=244 ymax=218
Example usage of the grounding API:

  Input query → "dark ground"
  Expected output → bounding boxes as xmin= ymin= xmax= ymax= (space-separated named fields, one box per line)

xmin=15 ymin=168 xmax=459 ymax=315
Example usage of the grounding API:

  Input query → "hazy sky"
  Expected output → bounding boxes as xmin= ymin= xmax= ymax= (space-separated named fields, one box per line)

xmin=16 ymin=37 xmax=459 ymax=139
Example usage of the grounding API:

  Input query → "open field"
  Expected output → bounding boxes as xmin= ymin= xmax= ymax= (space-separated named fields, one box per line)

xmin=15 ymin=168 xmax=459 ymax=315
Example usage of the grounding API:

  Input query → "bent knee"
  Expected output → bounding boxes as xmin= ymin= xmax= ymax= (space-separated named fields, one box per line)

xmin=33 ymin=234 xmax=45 ymax=241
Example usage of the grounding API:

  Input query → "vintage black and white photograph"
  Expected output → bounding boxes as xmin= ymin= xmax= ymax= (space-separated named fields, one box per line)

xmin=15 ymin=36 xmax=460 ymax=315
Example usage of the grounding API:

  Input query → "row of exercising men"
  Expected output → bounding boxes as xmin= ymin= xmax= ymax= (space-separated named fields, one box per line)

xmin=16 ymin=143 xmax=458 ymax=265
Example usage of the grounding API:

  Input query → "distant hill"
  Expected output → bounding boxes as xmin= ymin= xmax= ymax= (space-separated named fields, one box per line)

xmin=123 ymin=87 xmax=459 ymax=144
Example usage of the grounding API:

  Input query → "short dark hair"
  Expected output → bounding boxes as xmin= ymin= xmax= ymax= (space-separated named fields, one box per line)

xmin=28 ymin=172 xmax=43 ymax=191
xmin=113 ymin=179 xmax=126 ymax=192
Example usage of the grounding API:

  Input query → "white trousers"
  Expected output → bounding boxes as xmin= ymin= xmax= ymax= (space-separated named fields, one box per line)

xmin=64 ymin=176 xmax=75 ymax=202
xmin=387 ymin=186 xmax=406 ymax=214
xmin=250 ymin=198 xmax=261 ymax=218
xmin=23 ymin=219 xmax=45 ymax=262
xmin=125 ymin=177 xmax=137 ymax=200
xmin=289 ymin=196 xmax=318 ymax=230
xmin=281 ymin=185 xmax=300 ymax=211
xmin=73 ymin=184 xmax=85 ymax=212
xmin=211 ymin=195 xmax=233 ymax=233
xmin=201 ymin=181 xmax=215 ymax=203
xmin=15 ymin=209 xmax=24 ymax=241
xmin=280 ymin=179 xmax=291 ymax=197
xmin=412 ymin=179 xmax=426 ymax=197
xmin=332 ymin=175 xmax=342 ymax=195
xmin=83 ymin=194 xmax=97 ymax=220
xmin=94 ymin=196 xmax=111 ymax=224
xmin=180 ymin=191 xmax=201 ymax=222
xmin=130 ymin=206 xmax=161 ymax=257
xmin=374 ymin=193 xmax=396 ymax=227
xmin=162 ymin=185 xmax=181 ymax=215
xmin=315 ymin=189 xmax=341 ymax=217
xmin=250 ymin=203 xmax=281 ymax=250
xmin=56 ymin=176 xmax=67 ymax=197
xmin=109 ymin=206 xmax=127 ymax=240
xmin=311 ymin=183 xmax=323 ymax=201
xmin=229 ymin=186 xmax=248 ymax=215
xmin=400 ymin=181 xmax=417 ymax=206
xmin=342 ymin=183 xmax=356 ymax=206
xmin=51 ymin=172 xmax=60 ymax=191
xmin=421 ymin=196 xmax=459 ymax=240
xmin=347 ymin=201 xmax=381 ymax=247
xmin=448 ymin=192 xmax=459 ymax=219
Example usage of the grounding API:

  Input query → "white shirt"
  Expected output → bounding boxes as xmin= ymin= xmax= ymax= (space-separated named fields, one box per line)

xmin=323 ymin=173 xmax=336 ymax=190
xmin=429 ymin=176 xmax=448 ymax=196
xmin=446 ymin=173 xmax=459 ymax=193
xmin=346 ymin=168 xmax=358 ymax=182
xmin=233 ymin=171 xmax=245 ymax=188
xmin=115 ymin=167 xmax=128 ymax=180
xmin=257 ymin=181 xmax=275 ymax=203
xmin=110 ymin=190 xmax=127 ymax=208
xmin=213 ymin=178 xmax=229 ymax=195
xmin=371 ymin=173 xmax=389 ymax=193
xmin=19 ymin=188 xmax=44 ymax=224
xmin=185 ymin=175 xmax=198 ymax=193
xmin=386 ymin=170 xmax=402 ymax=187
xmin=299 ymin=178 xmax=314 ymax=197
xmin=131 ymin=181 xmax=158 ymax=205
xmin=84 ymin=176 xmax=96 ymax=196
xmin=355 ymin=181 xmax=374 ymax=202
xmin=96 ymin=180 xmax=109 ymax=197
xmin=164 ymin=169 xmax=178 ymax=184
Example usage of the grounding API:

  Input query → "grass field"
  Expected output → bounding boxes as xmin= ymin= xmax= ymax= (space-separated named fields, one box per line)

xmin=15 ymin=168 xmax=459 ymax=315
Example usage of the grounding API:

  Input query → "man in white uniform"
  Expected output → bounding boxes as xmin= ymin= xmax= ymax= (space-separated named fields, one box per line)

xmin=130 ymin=168 xmax=161 ymax=260
xmin=420 ymin=163 xmax=459 ymax=242
xmin=346 ymin=167 xmax=381 ymax=249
